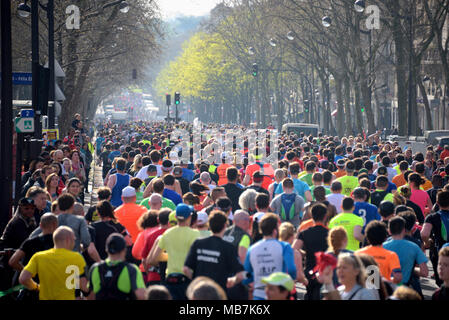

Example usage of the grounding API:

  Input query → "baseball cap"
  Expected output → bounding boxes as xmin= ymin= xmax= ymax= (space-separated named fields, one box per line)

xmin=173 ymin=166 xmax=183 ymax=176
xmin=19 ymin=197 xmax=35 ymax=206
xmin=261 ymin=272 xmax=294 ymax=291
xmin=176 ymin=203 xmax=194 ymax=220
xmin=336 ymin=159 xmax=346 ymax=167
xmin=162 ymin=159 xmax=173 ymax=171
xmin=196 ymin=212 xmax=209 ymax=225
xmin=106 ymin=233 xmax=126 ymax=254
xmin=121 ymin=186 xmax=136 ymax=198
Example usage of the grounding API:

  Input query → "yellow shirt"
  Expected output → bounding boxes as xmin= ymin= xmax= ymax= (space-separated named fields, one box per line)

xmin=158 ymin=226 xmax=200 ymax=276
xmin=24 ymin=248 xmax=86 ymax=300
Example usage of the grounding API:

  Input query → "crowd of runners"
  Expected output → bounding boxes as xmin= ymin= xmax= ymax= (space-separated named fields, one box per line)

xmin=1 ymin=116 xmax=449 ymax=301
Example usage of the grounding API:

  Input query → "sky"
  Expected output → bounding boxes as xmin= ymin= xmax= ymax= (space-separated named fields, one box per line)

xmin=158 ymin=0 xmax=223 ymax=19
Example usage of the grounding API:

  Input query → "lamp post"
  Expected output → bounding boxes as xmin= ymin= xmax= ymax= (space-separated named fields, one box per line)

xmin=1 ymin=0 xmax=14 ymax=233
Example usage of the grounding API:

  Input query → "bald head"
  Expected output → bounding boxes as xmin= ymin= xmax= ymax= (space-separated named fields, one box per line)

xmin=149 ymin=193 xmax=162 ymax=210
xmin=73 ymin=202 xmax=84 ymax=216
xmin=53 ymin=226 xmax=75 ymax=250
xmin=233 ymin=209 xmax=250 ymax=231
xmin=200 ymin=172 xmax=211 ymax=184
xmin=40 ymin=213 xmax=58 ymax=234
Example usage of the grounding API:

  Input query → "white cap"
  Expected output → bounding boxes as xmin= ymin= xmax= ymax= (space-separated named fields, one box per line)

xmin=121 ymin=186 xmax=136 ymax=198
xmin=196 ymin=211 xmax=209 ymax=225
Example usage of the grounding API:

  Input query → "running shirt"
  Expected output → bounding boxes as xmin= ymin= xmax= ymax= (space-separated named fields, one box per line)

xmin=274 ymin=178 xmax=310 ymax=199
xmin=336 ymin=175 xmax=359 ymax=197
xmin=110 ymin=173 xmax=131 ymax=207
xmin=243 ymin=239 xmax=296 ymax=300
xmin=353 ymin=201 xmax=381 ymax=234
xmin=328 ymin=213 xmax=364 ymax=251
xmin=355 ymin=245 xmax=401 ymax=281
xmin=326 ymin=193 xmax=345 ymax=213
xmin=383 ymin=239 xmax=428 ymax=284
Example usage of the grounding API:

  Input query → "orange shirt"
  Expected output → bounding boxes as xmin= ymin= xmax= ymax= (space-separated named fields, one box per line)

xmin=440 ymin=149 xmax=449 ymax=161
xmin=334 ymin=169 xmax=346 ymax=179
xmin=114 ymin=203 xmax=148 ymax=243
xmin=298 ymin=219 xmax=315 ymax=232
xmin=355 ymin=245 xmax=401 ymax=281
xmin=245 ymin=163 xmax=274 ymax=190
xmin=392 ymin=173 xmax=406 ymax=188
xmin=421 ymin=177 xmax=432 ymax=191
xmin=217 ymin=163 xmax=232 ymax=186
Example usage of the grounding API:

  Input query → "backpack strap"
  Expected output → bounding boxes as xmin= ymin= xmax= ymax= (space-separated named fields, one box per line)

xmin=348 ymin=287 xmax=363 ymax=300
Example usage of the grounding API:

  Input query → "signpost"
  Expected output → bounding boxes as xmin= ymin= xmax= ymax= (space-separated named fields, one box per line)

xmin=15 ymin=117 xmax=35 ymax=133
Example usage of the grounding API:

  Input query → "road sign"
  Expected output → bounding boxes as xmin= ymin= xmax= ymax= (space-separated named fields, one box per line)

xmin=20 ymin=109 xmax=34 ymax=118
xmin=0 ymin=72 xmax=33 ymax=85
xmin=15 ymin=117 xmax=35 ymax=133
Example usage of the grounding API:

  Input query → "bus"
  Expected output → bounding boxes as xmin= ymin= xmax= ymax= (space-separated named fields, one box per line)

xmin=281 ymin=123 xmax=320 ymax=136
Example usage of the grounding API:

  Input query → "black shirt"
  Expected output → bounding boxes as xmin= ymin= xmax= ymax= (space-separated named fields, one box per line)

xmin=223 ymin=183 xmax=244 ymax=212
xmin=432 ymin=285 xmax=449 ymax=300
xmin=406 ymin=200 xmax=425 ymax=225
xmin=85 ymin=206 xmax=101 ymax=224
xmin=176 ymin=177 xmax=190 ymax=195
xmin=297 ymin=225 xmax=329 ymax=271
xmin=20 ymin=233 xmax=54 ymax=266
xmin=424 ymin=210 xmax=449 ymax=249
xmin=244 ymin=185 xmax=269 ymax=196
xmin=184 ymin=235 xmax=244 ymax=290
xmin=100 ymin=150 xmax=111 ymax=168
xmin=91 ymin=220 xmax=124 ymax=259
xmin=1 ymin=214 xmax=37 ymax=249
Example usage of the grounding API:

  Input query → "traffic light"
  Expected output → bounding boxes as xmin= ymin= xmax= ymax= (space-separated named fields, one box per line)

xmin=166 ymin=93 xmax=171 ymax=106
xmin=304 ymin=100 xmax=309 ymax=113
xmin=174 ymin=92 xmax=180 ymax=105
xmin=252 ymin=63 xmax=258 ymax=77
xmin=361 ymin=107 xmax=365 ymax=112
xmin=132 ymin=69 xmax=137 ymax=80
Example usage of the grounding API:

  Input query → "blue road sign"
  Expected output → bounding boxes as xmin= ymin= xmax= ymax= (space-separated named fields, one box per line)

xmin=0 ymin=72 xmax=33 ymax=85
xmin=20 ymin=109 xmax=35 ymax=118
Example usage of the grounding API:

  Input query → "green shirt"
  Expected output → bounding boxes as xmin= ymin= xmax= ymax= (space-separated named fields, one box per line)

xmin=328 ymin=213 xmax=364 ymax=251
xmin=336 ymin=175 xmax=359 ymax=197
xmin=89 ymin=259 xmax=145 ymax=295
xmin=300 ymin=173 xmax=314 ymax=187
xmin=140 ymin=197 xmax=176 ymax=211
xmin=158 ymin=226 xmax=200 ymax=276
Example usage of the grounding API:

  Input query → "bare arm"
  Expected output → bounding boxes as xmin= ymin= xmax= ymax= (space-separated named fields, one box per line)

xmin=292 ymin=239 xmax=304 ymax=251
xmin=142 ymin=179 xmax=154 ymax=199
xmin=19 ymin=270 xmax=39 ymax=291
xmin=420 ymin=223 xmax=432 ymax=248
xmin=353 ymin=225 xmax=364 ymax=243
xmin=304 ymin=190 xmax=313 ymax=203
xmin=107 ymin=174 xmax=116 ymax=191
xmin=174 ymin=180 xmax=182 ymax=196
xmin=87 ymin=242 xmax=101 ymax=263
xmin=8 ymin=250 xmax=25 ymax=272
xmin=416 ymin=262 xmax=429 ymax=278
xmin=238 ymin=246 xmax=247 ymax=265
xmin=183 ymin=266 xmax=193 ymax=279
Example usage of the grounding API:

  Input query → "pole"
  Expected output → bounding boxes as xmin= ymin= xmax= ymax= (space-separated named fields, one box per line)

xmin=407 ymin=0 xmax=415 ymax=136
xmin=32 ymin=0 xmax=41 ymax=139
xmin=14 ymin=133 xmax=24 ymax=208
xmin=0 ymin=0 xmax=14 ymax=232
xmin=48 ymin=0 xmax=55 ymax=129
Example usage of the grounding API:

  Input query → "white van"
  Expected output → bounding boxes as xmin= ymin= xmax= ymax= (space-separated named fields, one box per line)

xmin=281 ymin=123 xmax=319 ymax=136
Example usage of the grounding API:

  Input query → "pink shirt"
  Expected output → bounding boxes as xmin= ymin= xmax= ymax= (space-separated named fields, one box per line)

xmin=410 ymin=189 xmax=430 ymax=215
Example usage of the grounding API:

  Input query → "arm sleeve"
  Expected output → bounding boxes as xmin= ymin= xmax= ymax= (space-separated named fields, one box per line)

xmin=390 ymin=252 xmax=401 ymax=274
xmin=282 ymin=243 xmax=297 ymax=280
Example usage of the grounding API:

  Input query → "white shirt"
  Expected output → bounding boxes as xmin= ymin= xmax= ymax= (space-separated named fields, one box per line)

xmin=326 ymin=193 xmax=345 ymax=213
xmin=136 ymin=164 xmax=162 ymax=180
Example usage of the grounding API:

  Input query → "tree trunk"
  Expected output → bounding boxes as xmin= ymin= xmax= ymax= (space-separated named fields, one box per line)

xmin=417 ymin=78 xmax=433 ymax=130
xmin=353 ymin=82 xmax=363 ymax=135
xmin=335 ymin=77 xmax=345 ymax=137
xmin=343 ymin=76 xmax=353 ymax=136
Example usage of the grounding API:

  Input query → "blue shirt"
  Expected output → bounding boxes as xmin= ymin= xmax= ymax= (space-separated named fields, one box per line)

xmin=163 ymin=189 xmax=183 ymax=205
xmin=182 ymin=168 xmax=195 ymax=182
xmin=353 ymin=201 xmax=381 ymax=234
xmin=108 ymin=150 xmax=121 ymax=163
xmin=95 ymin=137 xmax=105 ymax=151
xmin=243 ymin=239 xmax=296 ymax=300
xmin=383 ymin=239 xmax=428 ymax=284
xmin=275 ymin=178 xmax=310 ymax=199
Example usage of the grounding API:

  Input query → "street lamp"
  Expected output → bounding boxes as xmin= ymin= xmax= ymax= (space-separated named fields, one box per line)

xmin=287 ymin=31 xmax=295 ymax=41
xmin=354 ymin=0 xmax=365 ymax=13
xmin=269 ymin=38 xmax=278 ymax=47
xmin=322 ymin=16 xmax=332 ymax=28
xmin=248 ymin=47 xmax=255 ymax=55
xmin=18 ymin=2 xmax=31 ymax=17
